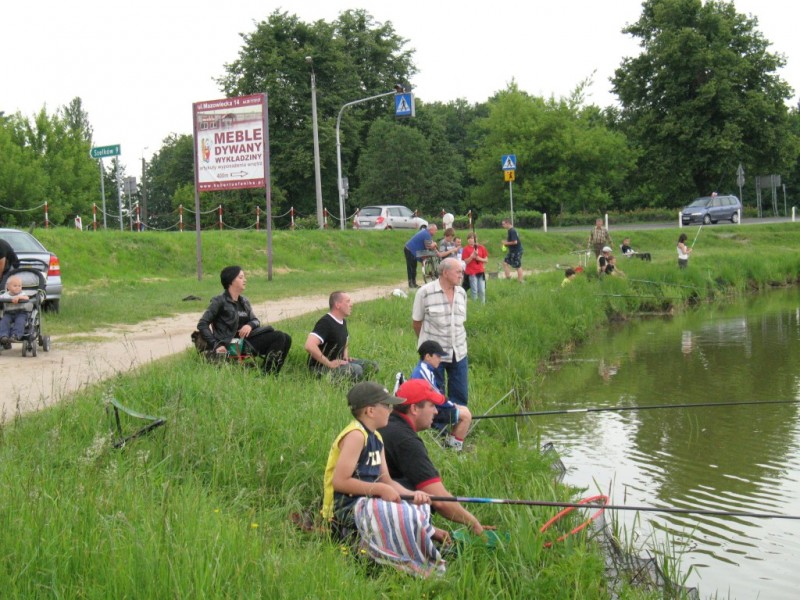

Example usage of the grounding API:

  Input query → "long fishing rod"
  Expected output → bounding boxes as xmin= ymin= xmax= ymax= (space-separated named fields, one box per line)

xmin=471 ymin=398 xmax=800 ymax=421
xmin=691 ymin=224 xmax=703 ymax=249
xmin=628 ymin=278 xmax=701 ymax=290
xmin=467 ymin=388 xmax=515 ymax=436
xmin=595 ymin=293 xmax=683 ymax=299
xmin=407 ymin=495 xmax=800 ymax=521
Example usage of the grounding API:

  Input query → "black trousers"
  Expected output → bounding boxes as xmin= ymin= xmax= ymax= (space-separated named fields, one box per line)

xmin=404 ymin=246 xmax=418 ymax=286
xmin=245 ymin=327 xmax=292 ymax=374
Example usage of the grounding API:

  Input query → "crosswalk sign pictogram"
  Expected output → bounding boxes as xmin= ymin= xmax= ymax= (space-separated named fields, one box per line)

xmin=501 ymin=154 xmax=517 ymax=171
xmin=395 ymin=93 xmax=415 ymax=117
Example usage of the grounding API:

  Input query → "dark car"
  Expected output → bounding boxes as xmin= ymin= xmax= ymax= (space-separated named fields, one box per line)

xmin=0 ymin=228 xmax=62 ymax=312
xmin=681 ymin=195 xmax=742 ymax=225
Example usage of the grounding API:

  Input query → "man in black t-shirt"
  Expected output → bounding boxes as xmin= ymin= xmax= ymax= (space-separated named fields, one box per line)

xmin=303 ymin=291 xmax=378 ymax=381
xmin=0 ymin=238 xmax=20 ymax=286
xmin=380 ymin=379 xmax=492 ymax=537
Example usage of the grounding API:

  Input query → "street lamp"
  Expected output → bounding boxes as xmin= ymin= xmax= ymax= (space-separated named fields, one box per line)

xmin=306 ymin=57 xmax=324 ymax=229
xmin=335 ymin=87 xmax=402 ymax=230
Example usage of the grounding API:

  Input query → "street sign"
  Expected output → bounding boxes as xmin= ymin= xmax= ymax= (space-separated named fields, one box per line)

xmin=501 ymin=154 xmax=517 ymax=170
xmin=504 ymin=170 xmax=516 ymax=182
xmin=91 ymin=144 xmax=121 ymax=159
xmin=395 ymin=93 xmax=415 ymax=117
xmin=736 ymin=163 xmax=745 ymax=188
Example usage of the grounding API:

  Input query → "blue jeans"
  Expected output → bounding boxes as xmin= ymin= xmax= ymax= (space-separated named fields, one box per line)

xmin=435 ymin=355 xmax=469 ymax=406
xmin=469 ymin=273 xmax=486 ymax=303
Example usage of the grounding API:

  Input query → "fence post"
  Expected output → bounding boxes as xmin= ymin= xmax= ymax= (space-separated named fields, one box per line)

xmin=44 ymin=202 xmax=50 ymax=229
xmin=289 ymin=207 xmax=294 ymax=230
xmin=678 ymin=211 xmax=682 ymax=228
xmin=256 ymin=206 xmax=260 ymax=231
xmin=92 ymin=204 xmax=97 ymax=231
xmin=324 ymin=208 xmax=330 ymax=229
xmin=543 ymin=213 xmax=548 ymax=233
xmin=179 ymin=204 xmax=184 ymax=232
xmin=218 ymin=205 xmax=223 ymax=230
xmin=135 ymin=204 xmax=141 ymax=231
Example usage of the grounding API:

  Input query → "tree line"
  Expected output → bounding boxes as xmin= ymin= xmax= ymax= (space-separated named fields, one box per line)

xmin=2 ymin=1 xmax=798 ymax=229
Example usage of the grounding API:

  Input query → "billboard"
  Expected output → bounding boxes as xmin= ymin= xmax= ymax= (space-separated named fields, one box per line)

xmin=192 ymin=93 xmax=268 ymax=192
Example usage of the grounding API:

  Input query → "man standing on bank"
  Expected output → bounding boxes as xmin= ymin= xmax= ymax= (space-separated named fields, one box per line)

xmin=304 ymin=291 xmax=379 ymax=381
xmin=588 ymin=218 xmax=613 ymax=258
xmin=404 ymin=224 xmax=438 ymax=289
xmin=412 ymin=257 xmax=469 ymax=411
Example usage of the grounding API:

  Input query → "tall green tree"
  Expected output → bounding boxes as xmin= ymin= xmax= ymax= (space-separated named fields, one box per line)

xmin=469 ymin=83 xmax=635 ymax=216
xmin=611 ymin=0 xmax=796 ymax=206
xmin=217 ymin=9 xmax=415 ymax=221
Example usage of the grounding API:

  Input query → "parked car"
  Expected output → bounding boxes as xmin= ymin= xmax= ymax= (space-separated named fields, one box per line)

xmin=0 ymin=228 xmax=62 ymax=312
xmin=354 ymin=205 xmax=428 ymax=230
xmin=681 ymin=195 xmax=742 ymax=225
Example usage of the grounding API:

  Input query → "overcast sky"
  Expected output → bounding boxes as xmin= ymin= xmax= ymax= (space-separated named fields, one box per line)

xmin=2 ymin=0 xmax=797 ymax=180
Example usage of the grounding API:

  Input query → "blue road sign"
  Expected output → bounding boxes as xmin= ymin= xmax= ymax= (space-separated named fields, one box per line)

xmin=501 ymin=154 xmax=517 ymax=171
xmin=395 ymin=93 xmax=415 ymax=117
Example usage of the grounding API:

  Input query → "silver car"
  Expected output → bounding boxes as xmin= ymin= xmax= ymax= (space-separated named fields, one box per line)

xmin=355 ymin=205 xmax=428 ymax=230
xmin=0 ymin=228 xmax=63 ymax=312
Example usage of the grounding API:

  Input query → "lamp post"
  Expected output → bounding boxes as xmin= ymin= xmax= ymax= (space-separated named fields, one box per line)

xmin=335 ymin=87 xmax=403 ymax=230
xmin=306 ymin=57 xmax=324 ymax=229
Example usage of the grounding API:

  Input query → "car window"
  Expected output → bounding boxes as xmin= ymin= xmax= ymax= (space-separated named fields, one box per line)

xmin=388 ymin=208 xmax=402 ymax=217
xmin=398 ymin=206 xmax=413 ymax=217
xmin=0 ymin=232 xmax=46 ymax=253
xmin=360 ymin=207 xmax=382 ymax=217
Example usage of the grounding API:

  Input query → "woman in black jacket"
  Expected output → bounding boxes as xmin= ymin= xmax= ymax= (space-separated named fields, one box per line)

xmin=197 ymin=265 xmax=292 ymax=374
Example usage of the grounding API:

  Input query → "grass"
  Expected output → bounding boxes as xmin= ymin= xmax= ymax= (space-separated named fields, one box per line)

xmin=3 ymin=223 xmax=799 ymax=597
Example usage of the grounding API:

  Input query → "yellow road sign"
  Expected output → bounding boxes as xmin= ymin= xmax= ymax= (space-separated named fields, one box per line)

xmin=504 ymin=170 xmax=516 ymax=182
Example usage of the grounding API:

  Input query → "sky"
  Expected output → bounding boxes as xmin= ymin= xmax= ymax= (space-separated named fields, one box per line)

xmin=2 ymin=0 xmax=798 ymax=182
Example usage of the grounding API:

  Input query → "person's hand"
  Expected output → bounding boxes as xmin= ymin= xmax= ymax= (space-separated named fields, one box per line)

xmin=432 ymin=527 xmax=451 ymax=544
xmin=238 ymin=324 xmax=252 ymax=337
xmin=408 ymin=490 xmax=431 ymax=505
xmin=471 ymin=522 xmax=496 ymax=536
xmin=215 ymin=345 xmax=227 ymax=354
xmin=328 ymin=358 xmax=348 ymax=369
xmin=373 ymin=483 xmax=401 ymax=503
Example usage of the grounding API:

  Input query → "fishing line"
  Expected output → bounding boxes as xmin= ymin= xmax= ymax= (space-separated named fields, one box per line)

xmin=691 ymin=224 xmax=703 ymax=248
xmin=628 ymin=278 xmax=701 ymax=290
xmin=471 ymin=399 xmax=800 ymax=421
xmin=407 ymin=495 xmax=800 ymax=521
xmin=467 ymin=388 xmax=515 ymax=436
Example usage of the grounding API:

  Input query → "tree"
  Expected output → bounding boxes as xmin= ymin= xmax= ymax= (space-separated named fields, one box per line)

xmin=216 ymin=10 xmax=415 ymax=220
xmin=611 ymin=0 xmax=796 ymax=206
xmin=468 ymin=83 xmax=635 ymax=216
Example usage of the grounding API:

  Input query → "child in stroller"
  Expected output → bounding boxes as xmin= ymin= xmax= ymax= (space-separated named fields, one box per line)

xmin=0 ymin=268 xmax=51 ymax=356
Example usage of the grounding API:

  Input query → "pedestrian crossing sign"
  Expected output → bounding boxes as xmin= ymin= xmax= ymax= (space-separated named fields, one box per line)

xmin=501 ymin=154 xmax=517 ymax=170
xmin=395 ymin=93 xmax=415 ymax=117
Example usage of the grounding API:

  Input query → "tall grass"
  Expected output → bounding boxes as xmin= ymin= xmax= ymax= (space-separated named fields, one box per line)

xmin=3 ymin=223 xmax=798 ymax=597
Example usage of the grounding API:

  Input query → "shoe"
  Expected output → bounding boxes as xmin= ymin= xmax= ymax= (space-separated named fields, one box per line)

xmin=445 ymin=435 xmax=464 ymax=452
xmin=10 ymin=335 xmax=21 ymax=342
xmin=408 ymin=283 xmax=419 ymax=289
xmin=0 ymin=336 xmax=8 ymax=345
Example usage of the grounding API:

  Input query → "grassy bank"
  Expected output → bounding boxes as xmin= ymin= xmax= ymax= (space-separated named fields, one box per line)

xmin=3 ymin=224 xmax=798 ymax=597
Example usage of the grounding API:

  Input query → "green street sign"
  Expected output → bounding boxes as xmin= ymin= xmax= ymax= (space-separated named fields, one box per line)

xmin=90 ymin=144 xmax=121 ymax=159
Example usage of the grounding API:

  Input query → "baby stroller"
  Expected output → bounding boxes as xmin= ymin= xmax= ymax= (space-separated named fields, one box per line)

xmin=0 ymin=266 xmax=51 ymax=357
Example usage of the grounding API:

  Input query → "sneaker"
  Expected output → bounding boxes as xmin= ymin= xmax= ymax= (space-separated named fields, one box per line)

xmin=445 ymin=435 xmax=464 ymax=452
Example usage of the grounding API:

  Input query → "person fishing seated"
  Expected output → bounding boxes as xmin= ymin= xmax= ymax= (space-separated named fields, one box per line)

xmin=620 ymin=238 xmax=651 ymax=261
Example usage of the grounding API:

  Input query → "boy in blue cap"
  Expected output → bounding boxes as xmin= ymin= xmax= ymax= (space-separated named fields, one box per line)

xmin=410 ymin=340 xmax=473 ymax=451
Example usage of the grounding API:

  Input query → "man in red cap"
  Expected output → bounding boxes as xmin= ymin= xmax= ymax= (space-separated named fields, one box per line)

xmin=380 ymin=379 xmax=492 ymax=537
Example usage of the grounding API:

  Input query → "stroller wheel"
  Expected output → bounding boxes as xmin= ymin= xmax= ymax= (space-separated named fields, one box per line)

xmin=31 ymin=340 xmax=38 ymax=357
xmin=21 ymin=342 xmax=28 ymax=357
xmin=42 ymin=336 xmax=51 ymax=352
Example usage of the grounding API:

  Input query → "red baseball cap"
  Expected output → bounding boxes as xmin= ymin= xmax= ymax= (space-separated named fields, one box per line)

xmin=395 ymin=379 xmax=446 ymax=406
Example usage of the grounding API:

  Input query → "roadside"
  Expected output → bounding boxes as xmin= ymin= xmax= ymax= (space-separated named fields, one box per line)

xmin=1 ymin=283 xmax=403 ymax=417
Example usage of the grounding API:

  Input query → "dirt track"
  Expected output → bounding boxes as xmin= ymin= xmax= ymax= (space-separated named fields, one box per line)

xmin=1 ymin=284 xmax=403 ymax=417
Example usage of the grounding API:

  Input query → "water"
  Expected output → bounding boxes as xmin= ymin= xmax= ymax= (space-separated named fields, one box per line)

xmin=529 ymin=288 xmax=800 ymax=599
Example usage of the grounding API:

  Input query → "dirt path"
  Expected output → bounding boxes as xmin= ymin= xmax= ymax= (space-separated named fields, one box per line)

xmin=2 ymin=283 xmax=404 ymax=416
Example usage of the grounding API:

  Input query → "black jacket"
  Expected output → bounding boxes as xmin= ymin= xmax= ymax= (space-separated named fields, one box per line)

xmin=197 ymin=291 xmax=260 ymax=351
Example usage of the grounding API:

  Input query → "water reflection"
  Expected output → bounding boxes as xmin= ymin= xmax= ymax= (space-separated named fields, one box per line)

xmin=529 ymin=288 xmax=800 ymax=599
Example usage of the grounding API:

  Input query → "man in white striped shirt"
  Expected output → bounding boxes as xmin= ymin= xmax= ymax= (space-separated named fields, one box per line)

xmin=411 ymin=258 xmax=469 ymax=412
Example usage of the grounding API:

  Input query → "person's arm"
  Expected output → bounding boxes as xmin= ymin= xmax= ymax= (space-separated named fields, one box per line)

xmin=197 ymin=296 xmax=226 ymax=352
xmin=304 ymin=333 xmax=346 ymax=369
xmin=412 ymin=320 xmax=422 ymax=338
xmin=0 ymin=257 xmax=5 ymax=274
xmin=419 ymin=480 xmax=491 ymax=535
xmin=331 ymin=432 xmax=399 ymax=502
xmin=383 ymin=458 xmax=429 ymax=505
xmin=238 ymin=297 xmax=260 ymax=337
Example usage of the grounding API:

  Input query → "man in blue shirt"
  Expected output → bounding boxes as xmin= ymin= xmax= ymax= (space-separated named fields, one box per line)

xmin=403 ymin=224 xmax=438 ymax=289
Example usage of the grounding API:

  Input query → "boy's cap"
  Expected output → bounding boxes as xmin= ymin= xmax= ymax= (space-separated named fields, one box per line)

xmin=602 ymin=246 xmax=612 ymax=253
xmin=347 ymin=382 xmax=403 ymax=409
xmin=396 ymin=379 xmax=446 ymax=406
xmin=418 ymin=340 xmax=447 ymax=358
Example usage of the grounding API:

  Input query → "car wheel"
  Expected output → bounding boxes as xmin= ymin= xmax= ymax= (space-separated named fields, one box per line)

xmin=732 ymin=212 xmax=740 ymax=224
xmin=45 ymin=299 xmax=60 ymax=313
xmin=703 ymin=214 xmax=712 ymax=225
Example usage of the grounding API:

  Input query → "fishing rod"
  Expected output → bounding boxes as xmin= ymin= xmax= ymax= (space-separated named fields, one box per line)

xmin=408 ymin=495 xmax=800 ymax=521
xmin=628 ymin=278 xmax=701 ymax=290
xmin=471 ymin=398 xmax=800 ymax=421
xmin=467 ymin=388 xmax=515 ymax=436
xmin=595 ymin=293 xmax=682 ymax=299
xmin=691 ymin=224 xmax=703 ymax=249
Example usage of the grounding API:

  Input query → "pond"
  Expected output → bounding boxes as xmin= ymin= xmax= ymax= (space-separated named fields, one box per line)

xmin=529 ymin=287 xmax=800 ymax=599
